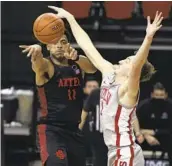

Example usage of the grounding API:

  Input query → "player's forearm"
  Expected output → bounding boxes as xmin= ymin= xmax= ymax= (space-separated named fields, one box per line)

xmin=79 ymin=110 xmax=88 ymax=130
xmin=66 ymin=16 xmax=104 ymax=70
xmin=75 ymin=56 xmax=97 ymax=73
xmin=31 ymin=53 xmax=45 ymax=72
xmin=133 ymin=117 xmax=142 ymax=136
xmin=133 ymin=35 xmax=153 ymax=70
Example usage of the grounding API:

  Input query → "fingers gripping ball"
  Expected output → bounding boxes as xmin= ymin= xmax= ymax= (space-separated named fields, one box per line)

xmin=33 ymin=13 xmax=65 ymax=44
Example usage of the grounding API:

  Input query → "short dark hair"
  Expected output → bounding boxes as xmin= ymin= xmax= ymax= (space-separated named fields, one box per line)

xmin=84 ymin=76 xmax=99 ymax=86
xmin=153 ymin=82 xmax=165 ymax=91
xmin=140 ymin=61 xmax=156 ymax=82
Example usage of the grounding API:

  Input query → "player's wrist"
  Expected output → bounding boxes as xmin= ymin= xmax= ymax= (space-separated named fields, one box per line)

xmin=73 ymin=54 xmax=80 ymax=62
xmin=66 ymin=15 xmax=75 ymax=22
xmin=145 ymin=34 xmax=154 ymax=41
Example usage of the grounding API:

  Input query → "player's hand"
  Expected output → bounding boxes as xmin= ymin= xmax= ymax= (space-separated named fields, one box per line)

xmin=64 ymin=44 xmax=78 ymax=61
xmin=145 ymin=135 xmax=160 ymax=146
xmin=136 ymin=134 xmax=145 ymax=144
xmin=146 ymin=11 xmax=163 ymax=38
xmin=48 ymin=6 xmax=73 ymax=19
xmin=19 ymin=44 xmax=42 ymax=57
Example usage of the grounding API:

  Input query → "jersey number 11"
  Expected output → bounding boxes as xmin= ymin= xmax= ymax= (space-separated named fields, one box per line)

xmin=68 ymin=89 xmax=76 ymax=100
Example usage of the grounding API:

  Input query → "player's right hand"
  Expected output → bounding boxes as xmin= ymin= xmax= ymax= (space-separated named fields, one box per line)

xmin=19 ymin=44 xmax=42 ymax=57
xmin=146 ymin=11 xmax=163 ymax=38
xmin=48 ymin=6 xmax=73 ymax=19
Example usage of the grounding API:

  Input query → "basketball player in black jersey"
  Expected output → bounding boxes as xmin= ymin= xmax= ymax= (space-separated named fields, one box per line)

xmin=19 ymin=31 xmax=96 ymax=166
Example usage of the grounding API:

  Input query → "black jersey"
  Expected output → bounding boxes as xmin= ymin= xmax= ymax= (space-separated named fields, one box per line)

xmin=37 ymin=58 xmax=84 ymax=127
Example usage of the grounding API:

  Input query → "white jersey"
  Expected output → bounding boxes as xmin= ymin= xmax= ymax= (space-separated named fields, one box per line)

xmin=100 ymin=73 xmax=137 ymax=148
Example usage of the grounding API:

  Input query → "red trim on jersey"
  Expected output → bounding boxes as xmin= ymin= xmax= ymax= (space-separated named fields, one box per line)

xmin=114 ymin=148 xmax=120 ymax=166
xmin=128 ymin=108 xmax=135 ymax=145
xmin=129 ymin=145 xmax=134 ymax=166
xmin=128 ymin=108 xmax=135 ymax=166
xmin=114 ymin=105 xmax=122 ymax=166
xmin=115 ymin=105 xmax=122 ymax=147
xmin=38 ymin=124 xmax=49 ymax=165
xmin=37 ymin=87 xmax=48 ymax=117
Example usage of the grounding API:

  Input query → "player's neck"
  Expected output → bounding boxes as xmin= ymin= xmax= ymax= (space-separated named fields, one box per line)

xmin=50 ymin=55 xmax=68 ymax=66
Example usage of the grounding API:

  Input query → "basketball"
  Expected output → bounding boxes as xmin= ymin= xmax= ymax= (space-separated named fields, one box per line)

xmin=33 ymin=13 xmax=65 ymax=44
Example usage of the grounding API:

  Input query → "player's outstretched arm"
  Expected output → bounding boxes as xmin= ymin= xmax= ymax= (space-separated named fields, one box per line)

xmin=19 ymin=44 xmax=49 ymax=74
xmin=48 ymin=6 xmax=114 ymax=74
xmin=127 ymin=11 xmax=163 ymax=97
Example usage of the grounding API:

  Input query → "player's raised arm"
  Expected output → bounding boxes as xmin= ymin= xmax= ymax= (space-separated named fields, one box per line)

xmin=127 ymin=11 xmax=163 ymax=97
xmin=19 ymin=44 xmax=49 ymax=74
xmin=48 ymin=6 xmax=114 ymax=74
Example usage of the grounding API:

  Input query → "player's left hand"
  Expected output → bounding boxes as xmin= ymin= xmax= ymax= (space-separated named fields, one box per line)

xmin=64 ymin=44 xmax=78 ymax=61
xmin=146 ymin=11 xmax=163 ymax=38
xmin=48 ymin=6 xmax=73 ymax=19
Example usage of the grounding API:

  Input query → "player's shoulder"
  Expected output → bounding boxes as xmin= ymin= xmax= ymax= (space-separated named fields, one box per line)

xmin=101 ymin=71 xmax=116 ymax=86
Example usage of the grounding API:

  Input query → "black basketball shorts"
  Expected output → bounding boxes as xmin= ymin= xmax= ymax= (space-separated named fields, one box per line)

xmin=37 ymin=124 xmax=86 ymax=166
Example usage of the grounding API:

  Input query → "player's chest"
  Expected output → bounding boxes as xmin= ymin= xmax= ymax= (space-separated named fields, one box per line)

xmin=55 ymin=65 xmax=82 ymax=88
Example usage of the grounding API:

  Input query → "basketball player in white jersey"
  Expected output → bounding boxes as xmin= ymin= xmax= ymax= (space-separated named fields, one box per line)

xmin=49 ymin=6 xmax=163 ymax=166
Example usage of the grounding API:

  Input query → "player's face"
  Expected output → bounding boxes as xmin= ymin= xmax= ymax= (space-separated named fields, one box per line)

xmin=151 ymin=89 xmax=167 ymax=99
xmin=47 ymin=35 xmax=69 ymax=59
xmin=115 ymin=56 xmax=135 ymax=76
xmin=84 ymin=81 xmax=99 ymax=95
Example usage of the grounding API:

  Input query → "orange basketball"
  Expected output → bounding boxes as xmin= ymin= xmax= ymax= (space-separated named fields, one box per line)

xmin=33 ymin=13 xmax=65 ymax=44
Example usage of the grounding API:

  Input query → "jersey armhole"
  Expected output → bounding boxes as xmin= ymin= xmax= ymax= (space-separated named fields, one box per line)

xmin=117 ymin=85 xmax=140 ymax=109
xmin=36 ymin=58 xmax=56 ymax=87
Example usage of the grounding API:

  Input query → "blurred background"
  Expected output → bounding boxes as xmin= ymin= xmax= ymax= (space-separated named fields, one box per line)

xmin=1 ymin=1 xmax=172 ymax=166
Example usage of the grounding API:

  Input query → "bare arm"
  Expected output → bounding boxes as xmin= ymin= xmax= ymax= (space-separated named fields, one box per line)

xmin=133 ymin=116 xmax=145 ymax=144
xmin=133 ymin=116 xmax=142 ymax=136
xmin=63 ymin=44 xmax=97 ymax=73
xmin=75 ymin=55 xmax=97 ymax=73
xmin=79 ymin=110 xmax=88 ymax=130
xmin=48 ymin=6 xmax=114 ymax=74
xmin=127 ymin=12 xmax=163 ymax=97
xmin=19 ymin=44 xmax=49 ymax=75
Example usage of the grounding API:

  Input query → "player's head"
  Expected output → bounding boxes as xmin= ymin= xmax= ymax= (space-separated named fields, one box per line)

xmin=151 ymin=82 xmax=167 ymax=99
xmin=84 ymin=77 xmax=99 ymax=95
xmin=114 ymin=55 xmax=156 ymax=82
xmin=46 ymin=30 xmax=71 ymax=60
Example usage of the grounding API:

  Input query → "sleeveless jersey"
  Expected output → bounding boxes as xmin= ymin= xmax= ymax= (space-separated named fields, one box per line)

xmin=100 ymin=73 xmax=137 ymax=148
xmin=37 ymin=58 xmax=84 ymax=127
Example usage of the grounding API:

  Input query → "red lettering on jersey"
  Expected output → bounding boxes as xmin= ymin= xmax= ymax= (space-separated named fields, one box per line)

xmin=58 ymin=77 xmax=80 ymax=87
xmin=100 ymin=88 xmax=112 ymax=105
xmin=68 ymin=78 xmax=73 ymax=87
xmin=58 ymin=79 xmax=64 ymax=87
xmin=63 ymin=79 xmax=68 ymax=87
xmin=74 ymin=77 xmax=80 ymax=86
xmin=119 ymin=161 xmax=127 ymax=166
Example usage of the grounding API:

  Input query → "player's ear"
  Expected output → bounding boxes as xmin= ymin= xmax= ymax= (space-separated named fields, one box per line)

xmin=47 ymin=44 xmax=50 ymax=51
xmin=165 ymin=92 xmax=168 ymax=99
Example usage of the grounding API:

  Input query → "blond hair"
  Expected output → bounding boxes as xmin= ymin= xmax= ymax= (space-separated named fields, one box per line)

xmin=140 ymin=61 xmax=156 ymax=82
